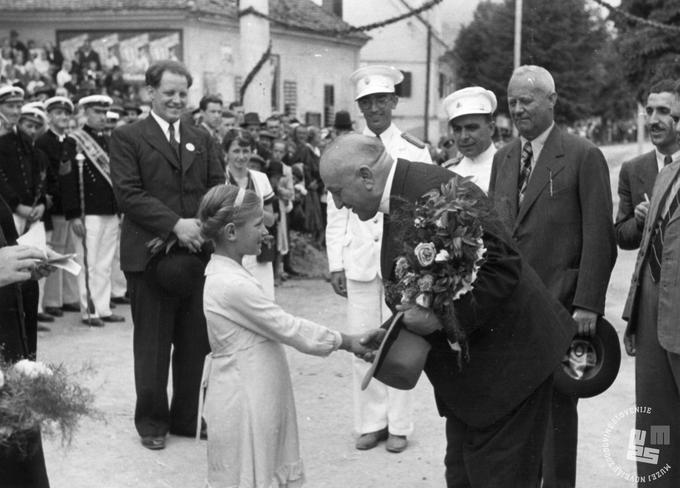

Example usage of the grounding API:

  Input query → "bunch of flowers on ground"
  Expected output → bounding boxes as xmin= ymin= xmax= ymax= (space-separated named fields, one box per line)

xmin=386 ymin=175 xmax=488 ymax=363
xmin=0 ymin=358 xmax=97 ymax=454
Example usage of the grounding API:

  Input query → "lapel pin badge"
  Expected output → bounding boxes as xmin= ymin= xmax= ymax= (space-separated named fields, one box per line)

xmin=186 ymin=142 xmax=195 ymax=152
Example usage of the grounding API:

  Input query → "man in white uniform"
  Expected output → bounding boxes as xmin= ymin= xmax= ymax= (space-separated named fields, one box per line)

xmin=442 ymin=87 xmax=497 ymax=193
xmin=326 ymin=65 xmax=431 ymax=453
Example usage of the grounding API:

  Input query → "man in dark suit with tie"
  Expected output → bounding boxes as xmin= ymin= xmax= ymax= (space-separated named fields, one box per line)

xmin=110 ymin=60 xmax=224 ymax=450
xmin=622 ymin=85 xmax=680 ymax=488
xmin=488 ymin=65 xmax=617 ymax=488
xmin=320 ymin=133 xmax=577 ymax=487
xmin=616 ymin=79 xmax=680 ymax=250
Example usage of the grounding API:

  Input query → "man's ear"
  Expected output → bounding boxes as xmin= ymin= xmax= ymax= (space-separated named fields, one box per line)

xmin=358 ymin=165 xmax=375 ymax=191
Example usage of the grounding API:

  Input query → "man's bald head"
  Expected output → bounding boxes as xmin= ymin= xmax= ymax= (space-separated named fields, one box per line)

xmin=321 ymin=133 xmax=394 ymax=221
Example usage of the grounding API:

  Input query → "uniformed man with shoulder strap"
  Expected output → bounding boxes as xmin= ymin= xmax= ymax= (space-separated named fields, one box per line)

xmin=61 ymin=94 xmax=124 ymax=326
xmin=326 ymin=65 xmax=431 ymax=454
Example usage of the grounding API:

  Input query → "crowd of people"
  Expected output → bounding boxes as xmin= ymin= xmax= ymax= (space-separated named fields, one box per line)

xmin=0 ymin=41 xmax=678 ymax=488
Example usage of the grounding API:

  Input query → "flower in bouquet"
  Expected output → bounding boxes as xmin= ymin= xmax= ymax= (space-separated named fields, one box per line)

xmin=0 ymin=359 xmax=98 ymax=455
xmin=385 ymin=175 xmax=489 ymax=366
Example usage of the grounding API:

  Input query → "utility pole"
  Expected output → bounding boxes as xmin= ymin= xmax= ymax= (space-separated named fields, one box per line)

xmin=239 ymin=0 xmax=272 ymax=116
xmin=424 ymin=25 xmax=432 ymax=142
xmin=512 ymin=0 xmax=522 ymax=137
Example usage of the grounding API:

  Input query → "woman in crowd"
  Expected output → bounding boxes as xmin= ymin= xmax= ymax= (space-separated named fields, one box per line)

xmin=222 ymin=129 xmax=276 ymax=299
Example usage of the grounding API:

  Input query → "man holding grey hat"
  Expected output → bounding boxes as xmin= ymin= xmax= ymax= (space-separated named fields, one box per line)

xmin=326 ymin=65 xmax=431 ymax=453
xmin=442 ymin=86 xmax=497 ymax=193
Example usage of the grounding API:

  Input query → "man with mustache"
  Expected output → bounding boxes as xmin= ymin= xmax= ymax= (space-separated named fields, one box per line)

xmin=616 ymin=79 xmax=680 ymax=250
xmin=110 ymin=60 xmax=224 ymax=450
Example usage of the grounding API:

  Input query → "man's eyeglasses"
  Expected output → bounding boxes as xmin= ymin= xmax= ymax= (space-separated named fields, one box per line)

xmin=357 ymin=94 xmax=393 ymax=111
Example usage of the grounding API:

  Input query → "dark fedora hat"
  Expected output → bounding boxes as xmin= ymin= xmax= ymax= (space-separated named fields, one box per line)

xmin=554 ymin=317 xmax=621 ymax=398
xmin=241 ymin=112 xmax=262 ymax=127
xmin=361 ymin=312 xmax=431 ymax=391
xmin=333 ymin=110 xmax=352 ymax=131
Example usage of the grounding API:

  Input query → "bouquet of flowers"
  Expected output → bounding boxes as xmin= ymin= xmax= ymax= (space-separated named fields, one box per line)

xmin=385 ymin=175 xmax=488 ymax=365
xmin=0 ymin=359 xmax=97 ymax=454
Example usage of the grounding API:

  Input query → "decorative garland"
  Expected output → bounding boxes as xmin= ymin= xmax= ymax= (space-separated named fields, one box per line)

xmin=238 ymin=0 xmax=444 ymax=37
xmin=239 ymin=40 xmax=273 ymax=105
xmin=591 ymin=0 xmax=680 ymax=34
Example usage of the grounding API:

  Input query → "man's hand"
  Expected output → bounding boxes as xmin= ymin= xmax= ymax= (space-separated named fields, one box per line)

xmin=0 ymin=245 xmax=46 ymax=287
xmin=573 ymin=308 xmax=597 ymax=337
xmin=15 ymin=204 xmax=33 ymax=219
xmin=397 ymin=303 xmax=443 ymax=336
xmin=624 ymin=332 xmax=636 ymax=357
xmin=70 ymin=218 xmax=85 ymax=238
xmin=330 ymin=270 xmax=347 ymax=297
xmin=634 ymin=200 xmax=649 ymax=226
xmin=349 ymin=328 xmax=387 ymax=363
xmin=29 ymin=204 xmax=45 ymax=222
xmin=173 ymin=218 xmax=204 ymax=253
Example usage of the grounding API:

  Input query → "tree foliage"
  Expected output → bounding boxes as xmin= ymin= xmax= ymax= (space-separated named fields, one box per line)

xmin=449 ymin=0 xmax=622 ymax=124
xmin=613 ymin=0 xmax=680 ymax=101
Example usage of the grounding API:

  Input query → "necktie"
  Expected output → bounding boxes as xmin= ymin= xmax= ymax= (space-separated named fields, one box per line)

xmin=518 ymin=141 xmax=533 ymax=204
xmin=664 ymin=155 xmax=673 ymax=166
xmin=648 ymin=180 xmax=680 ymax=282
xmin=168 ymin=123 xmax=179 ymax=159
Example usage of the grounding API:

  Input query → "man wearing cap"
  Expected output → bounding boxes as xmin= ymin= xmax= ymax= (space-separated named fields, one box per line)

xmin=198 ymin=95 xmax=224 ymax=146
xmin=0 ymin=85 xmax=48 ymax=349
xmin=324 ymin=66 xmax=431 ymax=453
xmin=61 ymin=94 xmax=124 ymax=326
xmin=321 ymin=133 xmax=577 ymax=487
xmin=332 ymin=110 xmax=353 ymax=137
xmin=110 ymin=60 xmax=224 ymax=450
xmin=488 ymin=65 xmax=616 ymax=488
xmin=442 ymin=87 xmax=497 ymax=193
xmin=123 ymin=102 xmax=142 ymax=125
xmin=36 ymin=95 xmax=81 ymax=317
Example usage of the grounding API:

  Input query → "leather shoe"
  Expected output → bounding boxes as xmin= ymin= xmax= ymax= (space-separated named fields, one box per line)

xmin=62 ymin=302 xmax=80 ymax=312
xmin=386 ymin=434 xmax=408 ymax=453
xmin=81 ymin=317 xmax=105 ymax=327
xmin=44 ymin=307 xmax=64 ymax=317
xmin=111 ymin=296 xmax=131 ymax=305
xmin=101 ymin=314 xmax=125 ymax=323
xmin=37 ymin=312 xmax=54 ymax=323
xmin=355 ymin=427 xmax=388 ymax=450
xmin=141 ymin=435 xmax=166 ymax=450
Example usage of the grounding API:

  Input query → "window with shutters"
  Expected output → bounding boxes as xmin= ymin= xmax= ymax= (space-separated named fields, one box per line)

xmin=283 ymin=80 xmax=298 ymax=117
xmin=323 ymin=84 xmax=335 ymax=127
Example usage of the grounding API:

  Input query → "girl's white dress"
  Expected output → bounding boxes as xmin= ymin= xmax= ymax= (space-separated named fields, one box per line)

xmin=202 ymin=254 xmax=341 ymax=488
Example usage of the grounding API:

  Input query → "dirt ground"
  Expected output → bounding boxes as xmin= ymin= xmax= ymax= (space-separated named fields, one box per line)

xmin=38 ymin=142 xmax=651 ymax=487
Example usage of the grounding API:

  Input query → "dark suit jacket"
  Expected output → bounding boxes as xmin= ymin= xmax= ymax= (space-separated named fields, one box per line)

xmin=623 ymin=161 xmax=680 ymax=354
xmin=110 ymin=116 xmax=225 ymax=272
xmin=381 ymin=160 xmax=576 ymax=428
xmin=615 ymin=150 xmax=657 ymax=250
xmin=488 ymin=127 xmax=616 ymax=315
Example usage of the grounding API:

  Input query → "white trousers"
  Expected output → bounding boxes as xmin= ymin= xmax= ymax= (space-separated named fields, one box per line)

xmin=43 ymin=215 xmax=80 ymax=308
xmin=110 ymin=216 xmax=127 ymax=298
xmin=347 ymin=277 xmax=414 ymax=436
xmin=73 ymin=215 xmax=119 ymax=319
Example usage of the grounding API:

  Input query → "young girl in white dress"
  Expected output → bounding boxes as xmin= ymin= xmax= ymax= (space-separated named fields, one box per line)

xmin=197 ymin=185 xmax=376 ymax=488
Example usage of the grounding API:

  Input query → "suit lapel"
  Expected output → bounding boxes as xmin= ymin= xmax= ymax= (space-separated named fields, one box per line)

xmin=142 ymin=117 xmax=180 ymax=169
xmin=493 ymin=140 xmax=521 ymax=225
xmin=179 ymin=123 xmax=198 ymax=173
xmin=637 ymin=151 xmax=658 ymax=191
xmin=515 ymin=127 xmax=565 ymax=228
xmin=657 ymin=162 xmax=680 ymax=225
xmin=381 ymin=159 xmax=409 ymax=279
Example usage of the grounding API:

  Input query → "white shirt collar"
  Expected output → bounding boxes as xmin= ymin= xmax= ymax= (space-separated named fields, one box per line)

xmin=466 ymin=141 xmax=496 ymax=164
xmin=364 ymin=122 xmax=399 ymax=145
xmin=50 ymin=127 xmax=66 ymax=142
xmin=520 ymin=122 xmax=554 ymax=164
xmin=655 ymin=148 xmax=680 ymax=172
xmin=378 ymin=157 xmax=398 ymax=214
xmin=150 ymin=110 xmax=180 ymax=142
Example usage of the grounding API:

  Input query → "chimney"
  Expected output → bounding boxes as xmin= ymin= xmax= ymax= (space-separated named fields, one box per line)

xmin=322 ymin=0 xmax=343 ymax=19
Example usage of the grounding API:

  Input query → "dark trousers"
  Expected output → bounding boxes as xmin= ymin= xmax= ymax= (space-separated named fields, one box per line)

xmin=445 ymin=375 xmax=553 ymax=488
xmin=126 ymin=271 xmax=210 ymax=438
xmin=20 ymin=280 xmax=38 ymax=357
xmin=633 ymin=266 xmax=680 ymax=487
xmin=541 ymin=390 xmax=578 ymax=488
xmin=0 ymin=430 xmax=50 ymax=488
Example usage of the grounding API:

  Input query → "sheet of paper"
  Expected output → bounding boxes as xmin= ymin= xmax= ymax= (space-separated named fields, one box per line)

xmin=49 ymin=257 xmax=81 ymax=276
xmin=16 ymin=222 xmax=47 ymax=251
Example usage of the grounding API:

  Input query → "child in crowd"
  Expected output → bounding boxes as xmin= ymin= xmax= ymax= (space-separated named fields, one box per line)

xmin=197 ymin=185 xmax=378 ymax=488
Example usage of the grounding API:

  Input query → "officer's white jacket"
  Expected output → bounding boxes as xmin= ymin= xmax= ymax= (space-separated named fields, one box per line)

xmin=326 ymin=123 xmax=432 ymax=282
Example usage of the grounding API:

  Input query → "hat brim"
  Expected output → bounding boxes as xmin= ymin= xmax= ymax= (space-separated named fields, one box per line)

xmin=554 ymin=317 xmax=621 ymax=398
xmin=361 ymin=311 xmax=431 ymax=391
